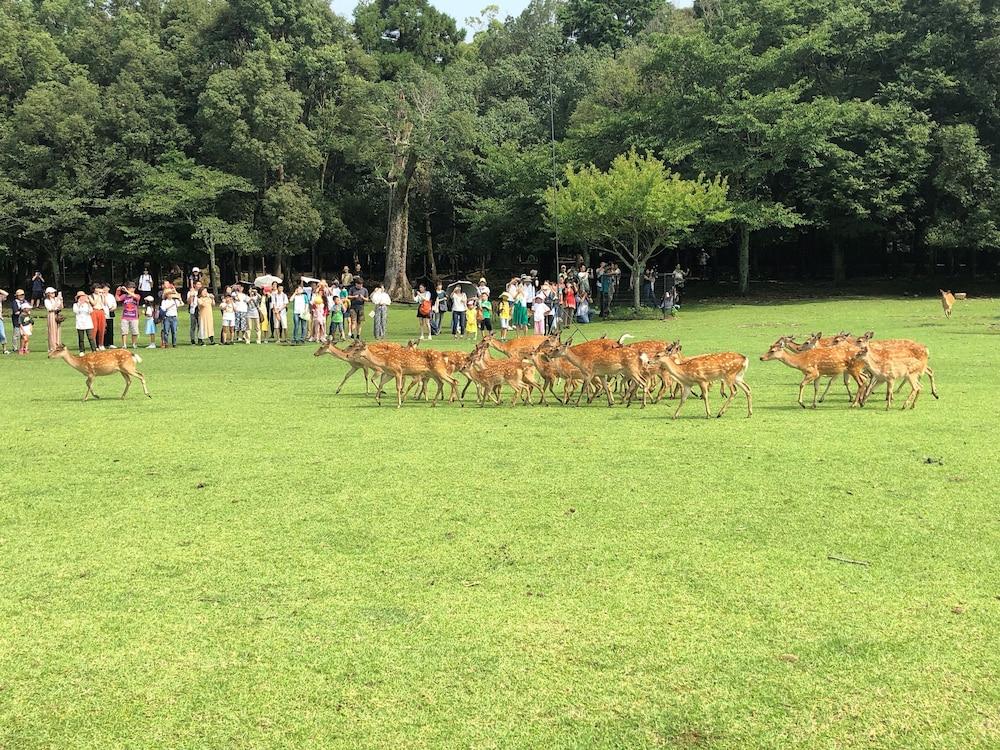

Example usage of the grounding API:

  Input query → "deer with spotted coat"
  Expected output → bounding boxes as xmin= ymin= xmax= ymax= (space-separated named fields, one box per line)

xmin=49 ymin=344 xmax=151 ymax=401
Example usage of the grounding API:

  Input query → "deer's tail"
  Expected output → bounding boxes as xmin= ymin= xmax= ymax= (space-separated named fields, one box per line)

xmin=132 ymin=353 xmax=143 ymax=365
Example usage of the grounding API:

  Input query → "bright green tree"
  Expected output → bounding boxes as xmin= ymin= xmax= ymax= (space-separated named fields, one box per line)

xmin=546 ymin=150 xmax=730 ymax=310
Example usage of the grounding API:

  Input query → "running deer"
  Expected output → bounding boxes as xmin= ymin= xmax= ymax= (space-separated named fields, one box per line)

xmin=530 ymin=344 xmax=584 ymax=405
xmin=652 ymin=341 xmax=752 ymax=418
xmin=626 ymin=339 xmax=676 ymax=401
xmin=485 ymin=331 xmax=555 ymax=360
xmin=49 ymin=344 xmax=151 ymax=401
xmin=759 ymin=336 xmax=866 ymax=408
xmin=315 ymin=339 xmax=406 ymax=394
xmin=940 ymin=289 xmax=955 ymax=318
xmin=852 ymin=342 xmax=936 ymax=410
xmin=850 ymin=333 xmax=938 ymax=406
xmin=459 ymin=340 xmax=541 ymax=406
xmin=546 ymin=334 xmax=651 ymax=407
xmin=361 ymin=341 xmax=457 ymax=407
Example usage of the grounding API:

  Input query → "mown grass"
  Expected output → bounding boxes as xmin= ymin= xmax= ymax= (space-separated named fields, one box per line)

xmin=1 ymin=296 xmax=999 ymax=749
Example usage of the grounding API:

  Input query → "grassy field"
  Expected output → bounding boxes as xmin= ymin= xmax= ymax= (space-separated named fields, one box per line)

xmin=1 ymin=295 xmax=999 ymax=749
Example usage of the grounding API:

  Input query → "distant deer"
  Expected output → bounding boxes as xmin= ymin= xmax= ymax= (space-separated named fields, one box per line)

xmin=940 ymin=289 xmax=955 ymax=318
xmin=49 ymin=344 xmax=151 ymax=401
xmin=314 ymin=339 xmax=400 ymax=394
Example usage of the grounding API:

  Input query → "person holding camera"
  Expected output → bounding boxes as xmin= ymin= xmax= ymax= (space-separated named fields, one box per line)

xmin=43 ymin=287 xmax=63 ymax=352
xmin=116 ymin=282 xmax=141 ymax=349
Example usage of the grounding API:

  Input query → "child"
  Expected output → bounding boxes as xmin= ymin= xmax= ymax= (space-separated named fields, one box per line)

xmin=18 ymin=306 xmax=32 ymax=354
xmin=143 ymin=296 xmax=157 ymax=348
xmin=532 ymin=295 xmax=549 ymax=335
xmin=329 ymin=295 xmax=345 ymax=340
xmin=497 ymin=292 xmax=512 ymax=341
xmin=660 ymin=287 xmax=675 ymax=319
xmin=477 ymin=293 xmax=493 ymax=341
xmin=220 ymin=294 xmax=236 ymax=344
xmin=465 ymin=296 xmax=479 ymax=338
xmin=247 ymin=288 xmax=262 ymax=343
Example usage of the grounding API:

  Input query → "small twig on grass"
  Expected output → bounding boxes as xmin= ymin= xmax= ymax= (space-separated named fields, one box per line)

xmin=827 ymin=554 xmax=870 ymax=567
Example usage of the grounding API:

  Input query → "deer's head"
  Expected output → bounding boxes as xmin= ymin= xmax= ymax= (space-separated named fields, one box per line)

xmin=760 ymin=337 xmax=789 ymax=361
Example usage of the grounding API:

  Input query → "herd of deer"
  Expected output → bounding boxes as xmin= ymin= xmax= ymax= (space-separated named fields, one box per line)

xmin=314 ymin=327 xmax=938 ymax=416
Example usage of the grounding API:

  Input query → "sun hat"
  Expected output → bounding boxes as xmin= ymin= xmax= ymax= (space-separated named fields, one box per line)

xmin=192 ymin=266 xmax=200 ymax=272
xmin=479 ymin=277 xmax=487 ymax=283
xmin=44 ymin=287 xmax=56 ymax=294
xmin=500 ymin=292 xmax=510 ymax=299
xmin=144 ymin=295 xmax=154 ymax=302
xmin=75 ymin=291 xmax=87 ymax=299
xmin=534 ymin=295 xmax=543 ymax=301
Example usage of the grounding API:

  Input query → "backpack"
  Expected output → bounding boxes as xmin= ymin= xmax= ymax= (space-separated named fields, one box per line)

xmin=419 ymin=297 xmax=432 ymax=316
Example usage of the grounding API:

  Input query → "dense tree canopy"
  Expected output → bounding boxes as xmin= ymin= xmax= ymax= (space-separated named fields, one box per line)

xmin=2 ymin=0 xmax=999 ymax=297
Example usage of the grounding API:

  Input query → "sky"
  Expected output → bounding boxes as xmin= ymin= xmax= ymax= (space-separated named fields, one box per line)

xmin=329 ymin=1 xmax=693 ymax=31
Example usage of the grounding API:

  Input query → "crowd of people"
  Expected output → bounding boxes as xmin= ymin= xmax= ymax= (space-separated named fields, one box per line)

xmin=1 ymin=258 xmax=694 ymax=355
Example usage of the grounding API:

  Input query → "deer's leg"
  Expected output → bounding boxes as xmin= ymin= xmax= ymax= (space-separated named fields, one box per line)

xmin=133 ymin=370 xmax=151 ymax=398
xmin=84 ymin=376 xmax=96 ymax=401
xmin=335 ymin=364 xmax=360 ymax=394
xmin=717 ymin=378 xmax=737 ymax=417
xmin=818 ymin=376 xmax=835 ymax=403
xmin=395 ymin=373 xmax=405 ymax=409
xmin=701 ymin=381 xmax=712 ymax=418
xmin=797 ymin=377 xmax=809 ymax=408
xmin=924 ymin=366 xmax=939 ymax=399
xmin=738 ymin=379 xmax=753 ymax=417
xmin=672 ymin=384 xmax=689 ymax=419
xmin=120 ymin=372 xmax=132 ymax=399
xmin=602 ymin=376 xmax=614 ymax=406
xmin=374 ymin=372 xmax=391 ymax=405
xmin=885 ymin=377 xmax=894 ymax=410
xmin=903 ymin=373 xmax=921 ymax=409
xmin=811 ymin=376 xmax=821 ymax=409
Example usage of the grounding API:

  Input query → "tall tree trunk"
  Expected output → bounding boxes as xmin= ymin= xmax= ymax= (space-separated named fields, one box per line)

xmin=47 ymin=248 xmax=62 ymax=291
xmin=275 ymin=249 xmax=284 ymax=282
xmin=631 ymin=233 xmax=642 ymax=310
xmin=832 ymin=240 xmax=845 ymax=285
xmin=208 ymin=243 xmax=219 ymax=296
xmin=738 ymin=223 xmax=750 ymax=295
xmin=383 ymin=150 xmax=419 ymax=301
xmin=425 ymin=209 xmax=437 ymax=282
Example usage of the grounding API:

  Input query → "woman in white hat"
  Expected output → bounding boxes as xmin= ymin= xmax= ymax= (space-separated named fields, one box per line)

xmin=43 ymin=287 xmax=63 ymax=352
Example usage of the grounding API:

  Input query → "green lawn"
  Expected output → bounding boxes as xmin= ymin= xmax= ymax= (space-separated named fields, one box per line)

xmin=2 ymin=296 xmax=999 ymax=749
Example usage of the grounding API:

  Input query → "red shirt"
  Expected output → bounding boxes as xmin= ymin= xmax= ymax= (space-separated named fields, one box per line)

xmin=564 ymin=288 xmax=576 ymax=308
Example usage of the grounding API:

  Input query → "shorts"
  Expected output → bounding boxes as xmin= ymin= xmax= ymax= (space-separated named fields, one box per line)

xmin=222 ymin=317 xmax=236 ymax=328
xmin=478 ymin=318 xmax=493 ymax=332
xmin=275 ymin=310 xmax=287 ymax=329
xmin=349 ymin=307 xmax=364 ymax=323
xmin=144 ymin=319 xmax=156 ymax=335
xmin=0 ymin=320 xmax=6 ymax=343
xmin=120 ymin=318 xmax=139 ymax=335
xmin=500 ymin=318 xmax=510 ymax=330
xmin=235 ymin=312 xmax=248 ymax=331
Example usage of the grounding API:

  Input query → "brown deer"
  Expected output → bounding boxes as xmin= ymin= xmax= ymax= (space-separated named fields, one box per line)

xmin=485 ymin=331 xmax=554 ymax=360
xmin=940 ymin=289 xmax=955 ymax=318
xmin=759 ymin=336 xmax=866 ymax=408
xmin=652 ymin=341 xmax=752 ymax=418
xmin=851 ymin=334 xmax=938 ymax=406
xmin=361 ymin=341 xmax=457 ymax=408
xmin=530 ymin=344 xmax=584 ymax=405
xmin=314 ymin=339 xmax=403 ymax=394
xmin=460 ymin=341 xmax=541 ymax=406
xmin=546 ymin=334 xmax=650 ymax=406
xmin=852 ymin=342 xmax=934 ymax=410
xmin=49 ymin=344 xmax=151 ymax=401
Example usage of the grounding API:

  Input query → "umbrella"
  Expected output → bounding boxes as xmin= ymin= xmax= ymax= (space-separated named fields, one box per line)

xmin=446 ymin=280 xmax=477 ymax=299
xmin=300 ymin=276 xmax=321 ymax=284
xmin=254 ymin=274 xmax=282 ymax=288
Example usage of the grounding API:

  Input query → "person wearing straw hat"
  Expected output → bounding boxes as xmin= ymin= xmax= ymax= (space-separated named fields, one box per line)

xmin=497 ymin=291 xmax=512 ymax=341
xmin=43 ymin=287 xmax=63 ymax=352
xmin=72 ymin=291 xmax=96 ymax=354
xmin=10 ymin=289 xmax=26 ymax=336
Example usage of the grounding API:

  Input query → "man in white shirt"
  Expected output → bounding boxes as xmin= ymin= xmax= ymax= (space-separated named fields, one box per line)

xmin=138 ymin=267 xmax=153 ymax=294
xmin=159 ymin=291 xmax=180 ymax=348
xmin=450 ymin=288 xmax=468 ymax=338
xmin=291 ymin=286 xmax=308 ymax=344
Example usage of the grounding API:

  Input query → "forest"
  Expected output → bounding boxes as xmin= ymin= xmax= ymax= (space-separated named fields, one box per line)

xmin=1 ymin=0 xmax=998 ymax=297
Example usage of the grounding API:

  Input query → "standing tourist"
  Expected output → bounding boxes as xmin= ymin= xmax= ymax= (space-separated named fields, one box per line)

xmin=43 ymin=287 xmax=63 ymax=352
xmin=102 ymin=284 xmax=117 ymax=349
xmin=17 ymin=305 xmax=33 ymax=354
xmin=498 ymin=292 xmax=512 ymax=340
xmin=563 ymin=283 xmax=576 ymax=328
xmin=291 ymin=285 xmax=308 ymax=344
xmin=465 ymin=296 xmax=479 ymax=339
xmin=138 ymin=266 xmax=153 ymax=297
xmin=477 ymin=277 xmax=490 ymax=297
xmin=143 ymin=296 xmax=157 ymax=348
xmin=599 ymin=267 xmax=613 ymax=318
xmin=532 ymin=295 xmax=549 ymax=335
xmin=90 ymin=284 xmax=108 ymax=350
xmin=477 ymin=292 xmax=493 ymax=340
xmin=432 ymin=282 xmax=447 ymax=336
xmin=413 ymin=283 xmax=432 ymax=340
xmin=371 ymin=284 xmax=391 ymax=339
xmin=270 ymin=284 xmax=288 ymax=343
xmin=30 ymin=271 xmax=45 ymax=308
xmin=186 ymin=281 xmax=202 ymax=344
xmin=116 ymin=283 xmax=140 ymax=349
xmin=310 ymin=283 xmax=327 ymax=342
xmin=161 ymin=289 xmax=181 ymax=347
xmin=220 ymin=294 xmax=236 ymax=344
xmin=328 ymin=292 xmax=345 ymax=340
xmin=233 ymin=285 xmax=249 ymax=343
xmin=348 ymin=278 xmax=369 ymax=339
xmin=512 ymin=283 xmax=528 ymax=335
xmin=187 ymin=266 xmax=202 ymax=290
xmin=0 ymin=288 xmax=9 ymax=354
xmin=576 ymin=291 xmax=591 ymax=324
xmin=73 ymin=291 xmax=96 ymax=354
xmin=247 ymin=287 xmax=262 ymax=343
xmin=10 ymin=289 xmax=25 ymax=339
xmin=340 ymin=266 xmax=353 ymax=288
xmin=196 ymin=286 xmax=215 ymax=345
xmin=450 ymin=285 xmax=468 ymax=338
